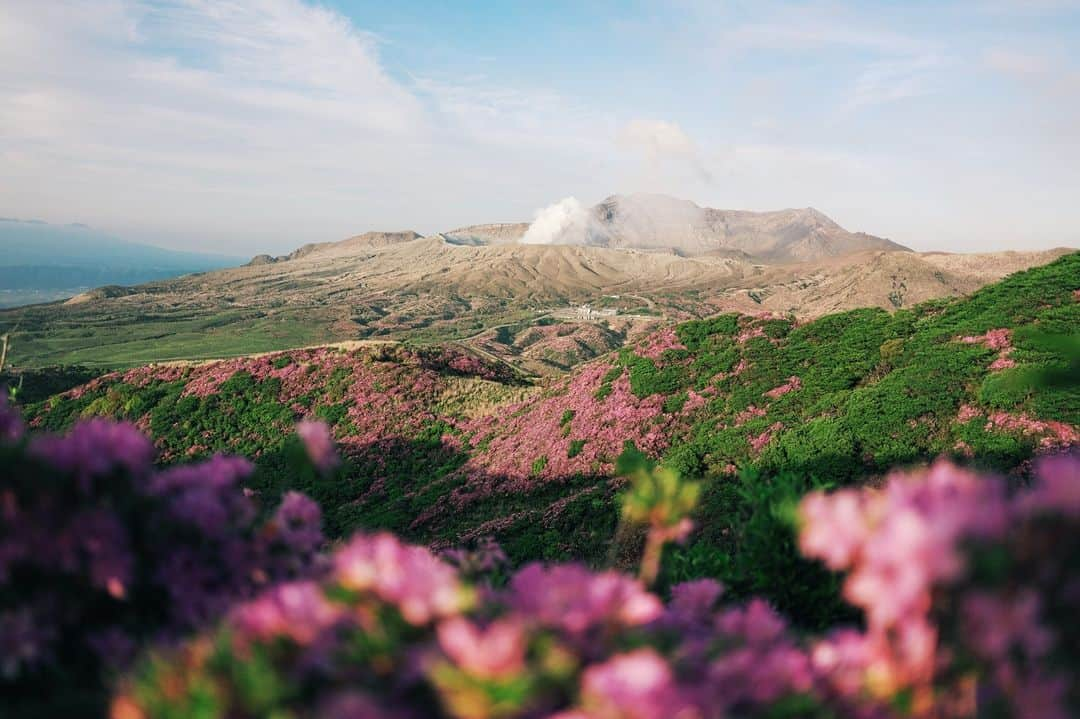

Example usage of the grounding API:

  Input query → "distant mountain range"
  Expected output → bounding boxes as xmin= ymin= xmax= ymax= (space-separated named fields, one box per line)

xmin=0 ymin=219 xmax=242 ymax=307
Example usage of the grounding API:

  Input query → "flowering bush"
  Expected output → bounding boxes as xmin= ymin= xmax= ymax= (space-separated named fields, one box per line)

xmin=800 ymin=457 xmax=1080 ymax=718
xmin=113 ymin=531 xmax=841 ymax=719
xmin=0 ymin=394 xmax=324 ymax=714
xmin=6 ymin=381 xmax=1080 ymax=718
xmin=114 ymin=454 xmax=1080 ymax=719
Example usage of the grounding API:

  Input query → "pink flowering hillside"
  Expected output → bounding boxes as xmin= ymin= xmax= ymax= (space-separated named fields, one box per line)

xmin=20 ymin=254 xmax=1080 ymax=617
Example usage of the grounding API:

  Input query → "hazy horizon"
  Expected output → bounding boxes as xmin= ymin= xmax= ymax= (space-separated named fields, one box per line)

xmin=2 ymin=1 xmax=1079 ymax=256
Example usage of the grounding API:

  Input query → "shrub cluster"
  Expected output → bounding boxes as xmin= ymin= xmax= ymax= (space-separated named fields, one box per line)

xmin=0 ymin=392 xmax=324 ymax=714
xmin=4 ymin=392 xmax=1078 ymax=718
xmin=113 ymin=453 xmax=1080 ymax=719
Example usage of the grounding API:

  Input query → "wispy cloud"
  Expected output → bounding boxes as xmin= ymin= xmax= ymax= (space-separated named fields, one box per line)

xmin=618 ymin=119 xmax=712 ymax=183
xmin=846 ymin=53 xmax=944 ymax=110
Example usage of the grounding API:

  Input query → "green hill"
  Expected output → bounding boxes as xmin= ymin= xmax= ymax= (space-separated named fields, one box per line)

xmin=22 ymin=253 xmax=1080 ymax=624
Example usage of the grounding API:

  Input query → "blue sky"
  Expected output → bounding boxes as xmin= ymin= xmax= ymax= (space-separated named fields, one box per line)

xmin=1 ymin=0 xmax=1078 ymax=254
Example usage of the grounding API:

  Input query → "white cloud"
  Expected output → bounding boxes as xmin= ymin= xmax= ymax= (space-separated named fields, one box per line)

xmin=0 ymin=0 xmax=1075 ymax=256
xmin=0 ymin=0 xmax=615 ymax=253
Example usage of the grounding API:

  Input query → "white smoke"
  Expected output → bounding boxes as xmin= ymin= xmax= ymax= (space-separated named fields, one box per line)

xmin=618 ymin=119 xmax=712 ymax=184
xmin=521 ymin=196 xmax=595 ymax=245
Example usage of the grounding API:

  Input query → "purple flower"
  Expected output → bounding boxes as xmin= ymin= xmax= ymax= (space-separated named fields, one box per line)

xmin=71 ymin=509 xmax=133 ymax=599
xmin=297 ymin=419 xmax=339 ymax=473
xmin=315 ymin=691 xmax=404 ymax=719
xmin=29 ymin=419 xmax=154 ymax=491
xmin=663 ymin=579 xmax=723 ymax=629
xmin=149 ymin=455 xmax=255 ymax=538
xmin=440 ymin=536 xmax=507 ymax=575
xmin=507 ymin=563 xmax=662 ymax=638
xmin=86 ymin=627 xmax=137 ymax=670
xmin=0 ymin=607 xmax=55 ymax=679
xmin=272 ymin=491 xmax=324 ymax=555
xmin=1022 ymin=454 xmax=1080 ymax=518
xmin=230 ymin=581 xmax=343 ymax=646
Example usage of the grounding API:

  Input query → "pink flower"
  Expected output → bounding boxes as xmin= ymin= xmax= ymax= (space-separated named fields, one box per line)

xmin=229 ymin=581 xmax=343 ymax=645
xmin=984 ymin=412 xmax=1079 ymax=448
xmin=296 ymin=419 xmax=339 ymax=472
xmin=436 ymin=617 xmax=526 ymax=680
xmin=734 ymin=405 xmax=766 ymax=426
xmin=737 ymin=326 xmax=766 ymax=344
xmin=508 ymin=564 xmax=662 ymax=636
xmin=636 ymin=328 xmax=686 ymax=361
xmin=748 ymin=422 xmax=783 ymax=454
xmin=333 ymin=532 xmax=467 ymax=625
xmin=764 ymin=376 xmax=801 ymax=399
xmin=578 ymin=649 xmax=686 ymax=719
xmin=956 ymin=404 xmax=982 ymax=423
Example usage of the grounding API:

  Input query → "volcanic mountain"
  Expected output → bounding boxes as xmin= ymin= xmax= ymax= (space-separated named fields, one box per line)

xmin=583 ymin=194 xmax=909 ymax=261
xmin=0 ymin=195 xmax=1070 ymax=372
xmin=438 ymin=194 xmax=909 ymax=262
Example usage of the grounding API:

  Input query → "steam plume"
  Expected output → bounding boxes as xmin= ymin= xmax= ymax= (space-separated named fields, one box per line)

xmin=521 ymin=197 xmax=597 ymax=245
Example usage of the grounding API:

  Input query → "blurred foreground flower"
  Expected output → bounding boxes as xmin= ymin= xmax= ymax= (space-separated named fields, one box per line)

xmin=0 ymin=407 xmax=324 ymax=716
xmin=296 ymin=418 xmax=339 ymax=472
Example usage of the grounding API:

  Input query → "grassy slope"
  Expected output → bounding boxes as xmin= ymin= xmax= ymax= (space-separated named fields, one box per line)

xmin=24 ymin=253 xmax=1080 ymax=621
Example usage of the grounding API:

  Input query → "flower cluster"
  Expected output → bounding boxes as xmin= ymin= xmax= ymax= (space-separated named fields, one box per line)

xmin=447 ymin=361 xmax=671 ymax=514
xmin=115 ymin=534 xmax=838 ymax=719
xmin=0 ymin=408 xmax=324 ymax=713
xmin=959 ymin=328 xmax=1016 ymax=371
xmin=636 ymin=327 xmax=687 ymax=361
xmin=764 ymin=376 xmax=802 ymax=399
xmin=7 ymin=395 xmax=1080 ymax=719
xmin=800 ymin=457 xmax=1080 ymax=717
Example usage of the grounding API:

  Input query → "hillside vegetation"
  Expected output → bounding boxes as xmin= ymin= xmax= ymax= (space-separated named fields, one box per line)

xmin=25 ymin=253 xmax=1080 ymax=622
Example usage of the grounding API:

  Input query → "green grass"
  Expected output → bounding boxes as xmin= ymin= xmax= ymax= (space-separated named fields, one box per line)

xmin=3 ymin=307 xmax=344 ymax=368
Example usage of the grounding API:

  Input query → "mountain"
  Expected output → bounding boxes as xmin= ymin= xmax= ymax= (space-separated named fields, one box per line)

xmin=0 ymin=196 xmax=1068 ymax=370
xmin=582 ymin=194 xmax=910 ymax=261
xmin=23 ymin=253 xmax=1079 ymax=592
xmin=0 ymin=218 xmax=1068 ymax=369
xmin=0 ymin=218 xmax=242 ymax=307
xmin=247 ymin=230 xmax=424 ymax=265
xmin=432 ymin=195 xmax=909 ymax=262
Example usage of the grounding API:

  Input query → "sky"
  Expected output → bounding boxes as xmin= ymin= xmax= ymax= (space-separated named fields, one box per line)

xmin=1 ymin=0 xmax=1078 ymax=256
